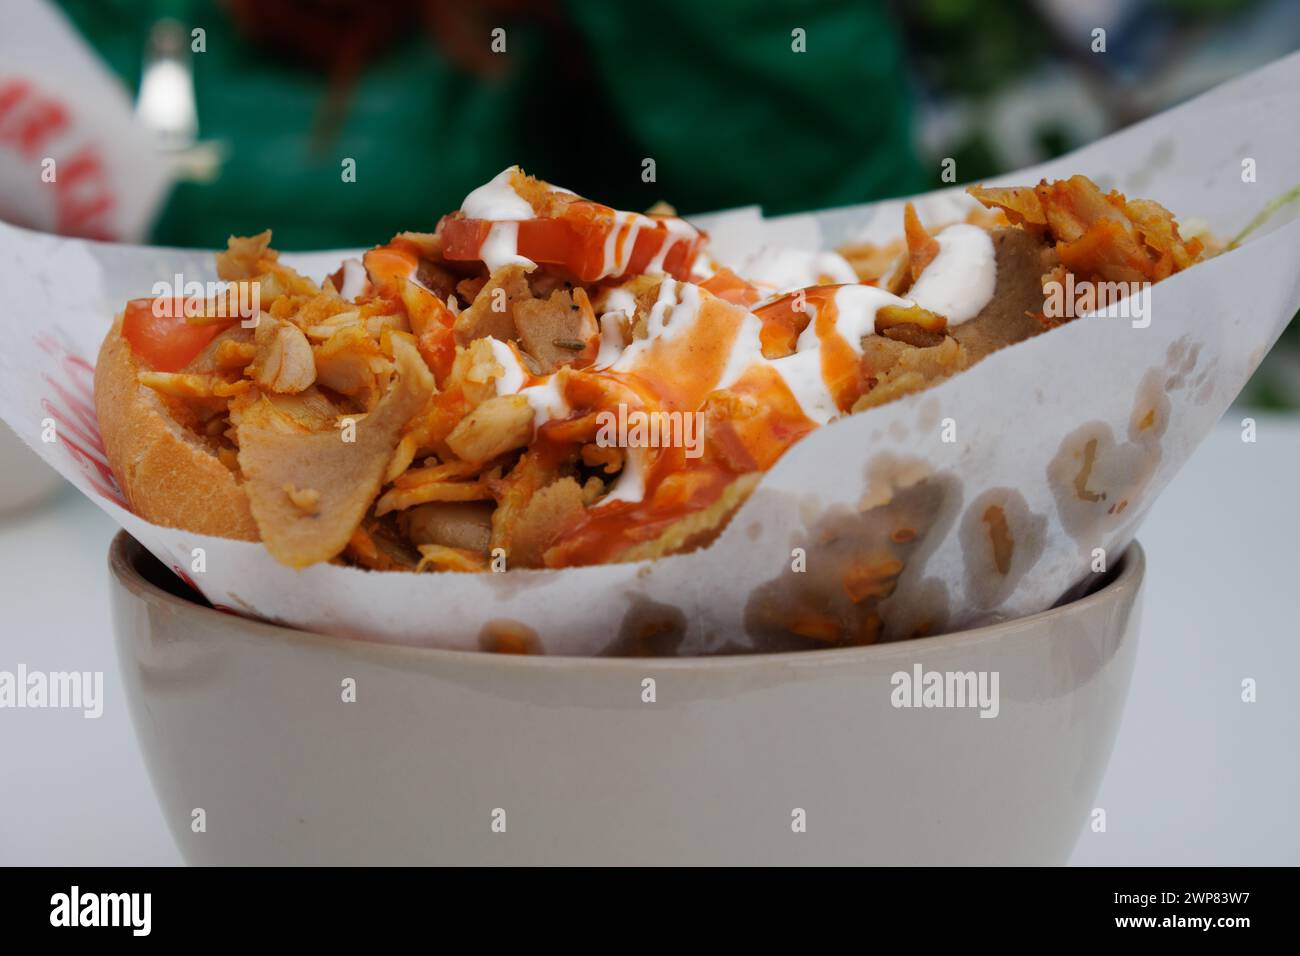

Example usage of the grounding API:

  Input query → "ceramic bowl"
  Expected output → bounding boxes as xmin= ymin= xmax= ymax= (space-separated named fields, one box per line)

xmin=108 ymin=531 xmax=1142 ymax=865
xmin=0 ymin=422 xmax=64 ymax=514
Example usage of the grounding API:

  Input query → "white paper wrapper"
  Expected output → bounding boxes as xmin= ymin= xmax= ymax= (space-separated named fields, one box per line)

xmin=0 ymin=0 xmax=173 ymax=241
xmin=2 ymin=53 xmax=1298 ymax=656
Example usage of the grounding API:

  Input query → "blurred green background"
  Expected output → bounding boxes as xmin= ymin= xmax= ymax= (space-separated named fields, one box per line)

xmin=34 ymin=0 xmax=1300 ymax=406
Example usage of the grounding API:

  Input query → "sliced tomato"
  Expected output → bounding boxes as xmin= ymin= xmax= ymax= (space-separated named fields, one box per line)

xmin=120 ymin=298 xmax=223 ymax=372
xmin=438 ymin=205 xmax=704 ymax=284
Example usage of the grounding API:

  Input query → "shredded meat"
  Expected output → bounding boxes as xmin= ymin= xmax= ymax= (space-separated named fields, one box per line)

xmin=123 ymin=170 xmax=1212 ymax=575
xmin=949 ymin=227 xmax=1059 ymax=362
xmin=453 ymin=265 xmax=531 ymax=344
xmin=508 ymin=476 xmax=586 ymax=568
xmin=216 ymin=230 xmax=275 ymax=280
xmin=513 ymin=287 xmax=599 ymax=372
xmin=236 ymin=336 xmax=434 ymax=567
xmin=852 ymin=336 xmax=968 ymax=412
xmin=445 ymin=394 xmax=534 ymax=465
xmin=400 ymin=500 xmax=494 ymax=553
xmin=249 ymin=317 xmax=316 ymax=394
xmin=970 ymin=175 xmax=1205 ymax=284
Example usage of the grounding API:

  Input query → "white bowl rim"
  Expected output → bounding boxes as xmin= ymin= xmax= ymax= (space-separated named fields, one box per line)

xmin=108 ymin=530 xmax=1144 ymax=672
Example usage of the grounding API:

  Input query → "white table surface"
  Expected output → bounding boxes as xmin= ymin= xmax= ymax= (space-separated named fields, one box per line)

xmin=1 ymin=416 xmax=1297 ymax=866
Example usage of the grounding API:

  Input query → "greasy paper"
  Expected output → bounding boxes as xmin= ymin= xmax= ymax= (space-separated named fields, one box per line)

xmin=2 ymin=53 xmax=1298 ymax=655
xmin=0 ymin=0 xmax=174 ymax=241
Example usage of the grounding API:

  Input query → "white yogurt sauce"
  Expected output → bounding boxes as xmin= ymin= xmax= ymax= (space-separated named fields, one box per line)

xmin=604 ymin=445 xmax=646 ymax=504
xmin=608 ymin=279 xmax=702 ymax=373
xmin=772 ymin=347 xmax=839 ymax=424
xmin=594 ymin=314 xmax=629 ymax=369
xmin=824 ymin=284 xmax=911 ymax=353
xmin=907 ymin=224 xmax=996 ymax=326
xmin=591 ymin=286 xmax=637 ymax=369
xmin=519 ymin=377 xmax=570 ymax=424
xmin=690 ymin=254 xmax=717 ymax=281
xmin=710 ymin=284 xmax=909 ymax=425
xmin=488 ymin=338 xmax=571 ymax=427
xmin=600 ymin=213 xmax=646 ymax=279
xmin=643 ymin=216 xmax=701 ymax=276
xmin=594 ymin=212 xmax=700 ymax=281
xmin=488 ymin=337 xmax=527 ymax=394
xmin=479 ymin=222 xmax=537 ymax=273
xmin=461 ymin=167 xmax=535 ymax=221
xmin=476 ymin=214 xmax=998 ymax=500
xmin=743 ymin=245 xmax=858 ymax=298
xmin=459 ymin=167 xmax=699 ymax=280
